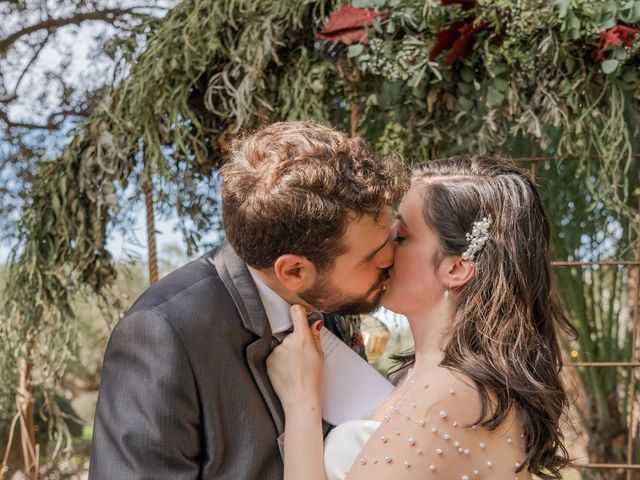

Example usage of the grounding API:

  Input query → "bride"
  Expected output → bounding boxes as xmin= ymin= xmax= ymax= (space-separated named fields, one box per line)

xmin=266 ymin=156 xmax=576 ymax=479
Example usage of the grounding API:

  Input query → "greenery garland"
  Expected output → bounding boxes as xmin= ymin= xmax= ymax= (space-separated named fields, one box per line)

xmin=1 ymin=0 xmax=638 ymax=465
xmin=348 ymin=0 xmax=639 ymax=221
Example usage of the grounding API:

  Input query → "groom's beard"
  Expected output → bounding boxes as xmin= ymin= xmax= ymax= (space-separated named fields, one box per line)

xmin=299 ymin=270 xmax=388 ymax=316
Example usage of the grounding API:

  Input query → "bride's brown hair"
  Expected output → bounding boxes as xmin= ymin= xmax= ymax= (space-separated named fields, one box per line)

xmin=401 ymin=155 xmax=576 ymax=478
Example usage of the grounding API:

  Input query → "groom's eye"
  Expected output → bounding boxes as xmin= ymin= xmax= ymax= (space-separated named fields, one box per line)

xmin=393 ymin=235 xmax=405 ymax=244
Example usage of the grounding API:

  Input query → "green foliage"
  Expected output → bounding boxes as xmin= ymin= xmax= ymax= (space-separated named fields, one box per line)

xmin=536 ymin=158 xmax=639 ymax=469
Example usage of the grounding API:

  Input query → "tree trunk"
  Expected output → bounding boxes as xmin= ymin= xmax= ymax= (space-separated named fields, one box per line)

xmin=16 ymin=352 xmax=38 ymax=479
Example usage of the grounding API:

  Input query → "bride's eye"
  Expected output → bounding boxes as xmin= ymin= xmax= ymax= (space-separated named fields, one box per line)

xmin=393 ymin=235 xmax=405 ymax=244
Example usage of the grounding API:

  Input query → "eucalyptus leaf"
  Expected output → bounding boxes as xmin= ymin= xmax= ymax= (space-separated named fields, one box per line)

xmin=386 ymin=19 xmax=396 ymax=34
xmin=555 ymin=0 xmax=570 ymax=18
xmin=568 ymin=12 xmax=580 ymax=29
xmin=458 ymin=96 xmax=473 ymax=111
xmin=460 ymin=67 xmax=474 ymax=83
xmin=613 ymin=47 xmax=628 ymax=60
xmin=621 ymin=67 xmax=637 ymax=83
xmin=602 ymin=15 xmax=617 ymax=29
xmin=494 ymin=78 xmax=509 ymax=92
xmin=601 ymin=59 xmax=620 ymax=75
xmin=459 ymin=82 xmax=472 ymax=95
xmin=408 ymin=66 xmax=426 ymax=88
xmin=428 ymin=62 xmax=443 ymax=81
xmin=486 ymin=87 xmax=504 ymax=106
xmin=51 ymin=190 xmax=61 ymax=214
xmin=347 ymin=44 xmax=364 ymax=58
xmin=487 ymin=62 xmax=507 ymax=78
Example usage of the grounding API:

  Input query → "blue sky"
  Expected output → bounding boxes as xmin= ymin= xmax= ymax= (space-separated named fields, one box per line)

xmin=1 ymin=2 xmax=186 ymax=266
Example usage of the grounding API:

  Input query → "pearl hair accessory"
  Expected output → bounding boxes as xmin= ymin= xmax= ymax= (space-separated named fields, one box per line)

xmin=461 ymin=215 xmax=492 ymax=261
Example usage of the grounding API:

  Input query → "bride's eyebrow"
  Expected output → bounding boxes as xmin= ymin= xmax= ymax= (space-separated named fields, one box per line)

xmin=396 ymin=213 xmax=408 ymax=228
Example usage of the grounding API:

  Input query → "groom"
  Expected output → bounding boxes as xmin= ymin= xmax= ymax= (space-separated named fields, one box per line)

xmin=89 ymin=122 xmax=407 ymax=479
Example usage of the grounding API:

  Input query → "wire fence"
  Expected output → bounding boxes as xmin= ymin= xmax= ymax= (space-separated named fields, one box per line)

xmin=519 ymin=156 xmax=639 ymax=480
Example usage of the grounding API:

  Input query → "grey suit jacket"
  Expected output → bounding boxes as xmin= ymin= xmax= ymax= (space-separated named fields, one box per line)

xmin=90 ymin=243 xmax=294 ymax=479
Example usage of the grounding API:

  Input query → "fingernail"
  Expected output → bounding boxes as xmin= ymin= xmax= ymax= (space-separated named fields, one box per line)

xmin=315 ymin=321 xmax=324 ymax=332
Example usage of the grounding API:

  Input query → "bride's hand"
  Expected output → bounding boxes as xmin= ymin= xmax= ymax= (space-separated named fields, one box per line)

xmin=266 ymin=305 xmax=324 ymax=412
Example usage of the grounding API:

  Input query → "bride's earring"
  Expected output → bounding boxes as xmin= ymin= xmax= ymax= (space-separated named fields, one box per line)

xmin=443 ymin=284 xmax=450 ymax=300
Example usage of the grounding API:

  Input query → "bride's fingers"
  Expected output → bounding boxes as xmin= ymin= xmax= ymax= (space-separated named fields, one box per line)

xmin=290 ymin=305 xmax=311 ymax=336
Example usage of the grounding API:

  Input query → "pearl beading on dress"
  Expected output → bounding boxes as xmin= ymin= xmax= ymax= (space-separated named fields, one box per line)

xmin=356 ymin=379 xmax=526 ymax=479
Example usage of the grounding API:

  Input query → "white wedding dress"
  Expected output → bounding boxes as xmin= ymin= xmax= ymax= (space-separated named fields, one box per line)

xmin=321 ymin=368 xmax=532 ymax=480
xmin=324 ymin=420 xmax=381 ymax=480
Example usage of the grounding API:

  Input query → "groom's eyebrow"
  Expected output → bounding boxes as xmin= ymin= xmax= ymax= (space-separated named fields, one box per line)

xmin=362 ymin=237 xmax=390 ymax=263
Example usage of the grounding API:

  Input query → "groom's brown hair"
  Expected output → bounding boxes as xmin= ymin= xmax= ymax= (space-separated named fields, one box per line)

xmin=220 ymin=121 xmax=407 ymax=270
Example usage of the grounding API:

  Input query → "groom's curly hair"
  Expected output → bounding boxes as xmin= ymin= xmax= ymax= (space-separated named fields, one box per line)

xmin=220 ymin=121 xmax=408 ymax=270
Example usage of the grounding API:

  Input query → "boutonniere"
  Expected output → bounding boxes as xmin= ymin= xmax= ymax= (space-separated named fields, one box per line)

xmin=350 ymin=331 xmax=365 ymax=350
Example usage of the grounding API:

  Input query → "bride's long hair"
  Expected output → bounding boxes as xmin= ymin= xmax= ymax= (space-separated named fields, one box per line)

xmin=394 ymin=155 xmax=577 ymax=479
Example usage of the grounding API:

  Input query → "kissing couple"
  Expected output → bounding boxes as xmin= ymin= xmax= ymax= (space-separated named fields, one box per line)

xmin=89 ymin=122 xmax=575 ymax=479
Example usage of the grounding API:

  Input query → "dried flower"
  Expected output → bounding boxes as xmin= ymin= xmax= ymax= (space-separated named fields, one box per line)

xmin=316 ymin=7 xmax=386 ymax=45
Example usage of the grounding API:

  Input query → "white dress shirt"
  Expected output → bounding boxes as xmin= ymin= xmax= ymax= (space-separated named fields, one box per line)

xmin=248 ymin=267 xmax=293 ymax=334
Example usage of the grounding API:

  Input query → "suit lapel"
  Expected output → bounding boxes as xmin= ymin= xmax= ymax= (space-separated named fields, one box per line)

xmin=210 ymin=243 xmax=285 ymax=439
xmin=246 ymin=326 xmax=285 ymax=436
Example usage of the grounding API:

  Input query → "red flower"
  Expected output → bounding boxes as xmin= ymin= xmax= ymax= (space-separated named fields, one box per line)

xmin=445 ymin=21 xmax=485 ymax=65
xmin=429 ymin=19 xmax=486 ymax=65
xmin=594 ymin=24 xmax=640 ymax=61
xmin=350 ymin=332 xmax=364 ymax=349
xmin=316 ymin=6 xmax=387 ymax=45
xmin=429 ymin=0 xmax=485 ymax=65
xmin=429 ymin=20 xmax=467 ymax=60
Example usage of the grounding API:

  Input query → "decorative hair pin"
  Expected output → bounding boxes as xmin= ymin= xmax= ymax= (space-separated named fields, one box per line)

xmin=461 ymin=215 xmax=492 ymax=261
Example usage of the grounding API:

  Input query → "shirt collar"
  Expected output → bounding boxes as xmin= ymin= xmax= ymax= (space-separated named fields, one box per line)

xmin=248 ymin=267 xmax=293 ymax=334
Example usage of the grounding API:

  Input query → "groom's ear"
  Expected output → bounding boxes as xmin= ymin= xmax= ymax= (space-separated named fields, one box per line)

xmin=273 ymin=254 xmax=318 ymax=292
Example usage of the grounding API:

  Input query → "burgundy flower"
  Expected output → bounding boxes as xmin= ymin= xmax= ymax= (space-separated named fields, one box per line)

xmin=316 ymin=6 xmax=387 ymax=45
xmin=429 ymin=20 xmax=467 ymax=60
xmin=429 ymin=0 xmax=485 ymax=65
xmin=429 ymin=18 xmax=486 ymax=65
xmin=594 ymin=24 xmax=640 ymax=61
xmin=445 ymin=21 xmax=485 ymax=65
xmin=350 ymin=331 xmax=364 ymax=349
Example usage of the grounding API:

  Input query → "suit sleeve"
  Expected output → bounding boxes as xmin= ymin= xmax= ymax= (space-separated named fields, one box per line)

xmin=89 ymin=310 xmax=201 ymax=479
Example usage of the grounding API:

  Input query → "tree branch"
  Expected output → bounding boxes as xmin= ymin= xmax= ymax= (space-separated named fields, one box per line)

xmin=0 ymin=8 xmax=147 ymax=55
xmin=0 ymin=107 xmax=89 ymax=131
xmin=11 ymin=32 xmax=51 ymax=96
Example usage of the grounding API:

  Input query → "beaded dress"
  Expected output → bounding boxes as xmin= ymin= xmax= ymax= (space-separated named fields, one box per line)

xmin=322 ymin=367 xmax=531 ymax=480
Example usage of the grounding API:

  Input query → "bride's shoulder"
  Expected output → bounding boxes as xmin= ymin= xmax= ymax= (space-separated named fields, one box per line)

xmin=423 ymin=366 xmax=481 ymax=402
xmin=410 ymin=366 xmax=523 ymax=437
xmin=346 ymin=367 xmax=528 ymax=480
